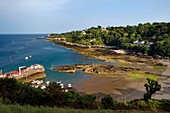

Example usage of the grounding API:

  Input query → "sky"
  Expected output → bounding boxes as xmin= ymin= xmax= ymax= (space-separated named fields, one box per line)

xmin=0 ymin=0 xmax=170 ymax=34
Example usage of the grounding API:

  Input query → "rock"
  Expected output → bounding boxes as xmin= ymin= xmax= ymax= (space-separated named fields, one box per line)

xmin=53 ymin=64 xmax=140 ymax=75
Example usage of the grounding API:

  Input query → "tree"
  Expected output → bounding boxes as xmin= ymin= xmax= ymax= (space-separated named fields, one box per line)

xmin=142 ymin=45 xmax=150 ymax=54
xmin=97 ymin=25 xmax=102 ymax=29
xmin=64 ymin=90 xmax=80 ymax=107
xmin=49 ymin=22 xmax=170 ymax=57
xmin=101 ymin=95 xmax=117 ymax=109
xmin=76 ymin=94 xmax=97 ymax=109
xmin=144 ymin=78 xmax=161 ymax=100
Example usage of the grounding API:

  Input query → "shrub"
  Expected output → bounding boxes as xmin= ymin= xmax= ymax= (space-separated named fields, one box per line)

xmin=146 ymin=99 xmax=161 ymax=111
xmin=76 ymin=94 xmax=98 ymax=109
xmin=144 ymin=78 xmax=161 ymax=100
xmin=101 ymin=95 xmax=117 ymax=109
xmin=128 ymin=99 xmax=149 ymax=110
xmin=159 ymin=99 xmax=170 ymax=112
xmin=64 ymin=90 xmax=80 ymax=108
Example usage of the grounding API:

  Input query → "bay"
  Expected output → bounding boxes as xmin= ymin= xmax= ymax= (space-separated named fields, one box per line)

xmin=0 ymin=34 xmax=108 ymax=83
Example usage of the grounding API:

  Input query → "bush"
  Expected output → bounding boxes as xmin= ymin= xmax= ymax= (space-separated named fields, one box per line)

xmin=128 ymin=99 xmax=149 ymax=110
xmin=64 ymin=90 xmax=80 ymax=108
xmin=159 ymin=99 xmax=170 ymax=112
xmin=101 ymin=95 xmax=117 ymax=109
xmin=115 ymin=102 xmax=128 ymax=110
xmin=0 ymin=78 xmax=18 ymax=103
xmin=76 ymin=94 xmax=98 ymax=109
xmin=147 ymin=99 xmax=161 ymax=111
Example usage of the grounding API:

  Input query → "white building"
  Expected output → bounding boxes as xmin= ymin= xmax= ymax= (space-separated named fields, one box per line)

xmin=90 ymin=38 xmax=96 ymax=42
xmin=81 ymin=31 xmax=86 ymax=35
xmin=133 ymin=40 xmax=145 ymax=45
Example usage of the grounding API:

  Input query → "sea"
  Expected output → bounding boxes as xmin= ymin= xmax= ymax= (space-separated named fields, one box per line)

xmin=0 ymin=34 xmax=111 ymax=83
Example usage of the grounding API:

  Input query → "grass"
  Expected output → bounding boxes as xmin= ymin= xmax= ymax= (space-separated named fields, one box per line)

xmin=128 ymin=71 xmax=159 ymax=80
xmin=0 ymin=103 xmax=163 ymax=113
xmin=153 ymin=66 xmax=167 ymax=70
xmin=117 ymin=61 xmax=130 ymax=66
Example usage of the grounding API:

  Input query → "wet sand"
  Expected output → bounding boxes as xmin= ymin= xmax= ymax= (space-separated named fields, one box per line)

xmin=73 ymin=60 xmax=170 ymax=102
xmin=153 ymin=60 xmax=170 ymax=99
xmin=73 ymin=76 xmax=146 ymax=102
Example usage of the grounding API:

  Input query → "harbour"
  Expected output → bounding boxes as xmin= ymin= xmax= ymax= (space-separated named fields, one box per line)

xmin=0 ymin=34 xmax=104 ymax=83
xmin=0 ymin=64 xmax=46 ymax=83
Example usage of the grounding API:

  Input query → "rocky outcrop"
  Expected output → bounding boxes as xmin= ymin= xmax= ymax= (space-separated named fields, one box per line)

xmin=53 ymin=64 xmax=140 ymax=75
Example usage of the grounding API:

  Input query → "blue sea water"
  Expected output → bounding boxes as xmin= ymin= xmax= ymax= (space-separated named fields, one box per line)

xmin=0 ymin=34 xmax=110 ymax=83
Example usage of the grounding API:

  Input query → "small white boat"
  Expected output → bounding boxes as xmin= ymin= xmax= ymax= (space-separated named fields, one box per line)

xmin=46 ymin=81 xmax=50 ymax=85
xmin=35 ymin=85 xmax=39 ymax=88
xmin=68 ymin=83 xmax=72 ymax=88
xmin=65 ymin=89 xmax=68 ymax=92
xmin=41 ymin=85 xmax=46 ymax=89
xmin=60 ymin=83 xmax=64 ymax=86
xmin=25 ymin=57 xmax=29 ymax=60
xmin=57 ymin=80 xmax=61 ymax=84
xmin=37 ymin=80 xmax=43 ymax=85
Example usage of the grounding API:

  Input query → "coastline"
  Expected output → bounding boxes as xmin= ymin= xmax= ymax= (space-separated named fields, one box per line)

xmin=49 ymin=40 xmax=158 ymax=65
xmin=48 ymin=39 xmax=170 ymax=101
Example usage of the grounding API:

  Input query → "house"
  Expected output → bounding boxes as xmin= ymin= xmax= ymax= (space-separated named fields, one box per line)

xmin=90 ymin=38 xmax=96 ymax=42
xmin=146 ymin=41 xmax=155 ymax=45
xmin=81 ymin=31 xmax=86 ymax=35
xmin=133 ymin=40 xmax=145 ymax=45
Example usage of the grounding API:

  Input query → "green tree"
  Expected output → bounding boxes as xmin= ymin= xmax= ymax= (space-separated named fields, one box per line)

xmin=144 ymin=78 xmax=161 ymax=100
xmin=97 ymin=25 xmax=102 ymax=29
xmin=0 ymin=78 xmax=18 ymax=103
xmin=101 ymin=95 xmax=117 ymax=109
xmin=64 ymin=90 xmax=80 ymax=107
xmin=142 ymin=45 xmax=150 ymax=54
xmin=76 ymin=94 xmax=97 ymax=109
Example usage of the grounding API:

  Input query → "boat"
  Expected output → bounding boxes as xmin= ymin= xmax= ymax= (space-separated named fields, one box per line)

xmin=25 ymin=57 xmax=29 ymax=60
xmin=68 ymin=83 xmax=72 ymax=88
xmin=57 ymin=80 xmax=61 ymax=84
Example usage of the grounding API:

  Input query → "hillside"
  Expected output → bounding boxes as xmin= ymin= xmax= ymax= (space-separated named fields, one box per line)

xmin=49 ymin=22 xmax=170 ymax=57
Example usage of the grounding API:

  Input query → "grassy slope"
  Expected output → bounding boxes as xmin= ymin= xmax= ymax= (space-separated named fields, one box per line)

xmin=128 ymin=71 xmax=159 ymax=80
xmin=0 ymin=103 xmax=162 ymax=113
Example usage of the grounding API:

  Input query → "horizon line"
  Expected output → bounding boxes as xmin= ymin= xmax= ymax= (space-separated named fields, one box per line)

xmin=0 ymin=21 xmax=169 ymax=35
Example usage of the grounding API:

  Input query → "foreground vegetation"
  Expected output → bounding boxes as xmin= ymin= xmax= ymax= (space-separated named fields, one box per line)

xmin=50 ymin=22 xmax=170 ymax=57
xmin=0 ymin=78 xmax=170 ymax=112
xmin=0 ymin=104 xmax=165 ymax=113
